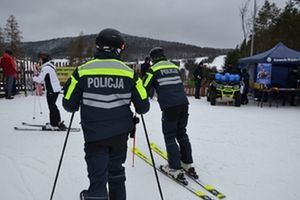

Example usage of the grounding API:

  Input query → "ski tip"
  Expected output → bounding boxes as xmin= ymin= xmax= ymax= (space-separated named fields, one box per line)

xmin=217 ymin=194 xmax=226 ymax=199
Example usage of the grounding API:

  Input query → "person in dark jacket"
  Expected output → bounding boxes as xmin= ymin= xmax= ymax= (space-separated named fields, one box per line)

xmin=283 ymin=67 xmax=299 ymax=106
xmin=241 ymin=68 xmax=250 ymax=104
xmin=63 ymin=28 xmax=149 ymax=200
xmin=193 ymin=62 xmax=203 ymax=99
xmin=140 ymin=57 xmax=151 ymax=78
xmin=33 ymin=53 xmax=66 ymax=130
xmin=0 ymin=49 xmax=17 ymax=99
xmin=143 ymin=47 xmax=198 ymax=184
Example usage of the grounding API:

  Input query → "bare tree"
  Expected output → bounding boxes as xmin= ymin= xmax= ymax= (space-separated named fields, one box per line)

xmin=240 ymin=0 xmax=251 ymax=41
xmin=4 ymin=15 xmax=23 ymax=57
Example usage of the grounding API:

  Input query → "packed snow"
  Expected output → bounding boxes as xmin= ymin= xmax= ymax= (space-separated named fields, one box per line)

xmin=0 ymin=93 xmax=299 ymax=200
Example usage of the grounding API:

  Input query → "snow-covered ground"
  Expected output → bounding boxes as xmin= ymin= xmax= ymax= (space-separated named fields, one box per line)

xmin=0 ymin=94 xmax=299 ymax=200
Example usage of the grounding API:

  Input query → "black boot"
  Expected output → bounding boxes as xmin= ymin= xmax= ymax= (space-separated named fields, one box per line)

xmin=80 ymin=190 xmax=88 ymax=200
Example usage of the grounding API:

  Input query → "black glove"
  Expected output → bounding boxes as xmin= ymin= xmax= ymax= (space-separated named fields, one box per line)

xmin=130 ymin=116 xmax=140 ymax=138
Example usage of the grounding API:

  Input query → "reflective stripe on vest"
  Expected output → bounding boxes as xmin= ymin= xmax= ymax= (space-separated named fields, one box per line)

xmin=83 ymin=92 xmax=131 ymax=102
xmin=82 ymin=92 xmax=131 ymax=109
xmin=143 ymin=72 xmax=153 ymax=88
xmin=64 ymin=75 xmax=78 ymax=100
xmin=151 ymin=61 xmax=178 ymax=72
xmin=78 ymin=59 xmax=134 ymax=79
xmin=157 ymin=76 xmax=182 ymax=86
xmin=83 ymin=99 xmax=131 ymax=109
xmin=136 ymin=78 xmax=148 ymax=100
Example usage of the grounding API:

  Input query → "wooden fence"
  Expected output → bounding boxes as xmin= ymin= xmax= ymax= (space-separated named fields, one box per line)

xmin=0 ymin=60 xmax=200 ymax=97
xmin=0 ymin=60 xmax=74 ymax=95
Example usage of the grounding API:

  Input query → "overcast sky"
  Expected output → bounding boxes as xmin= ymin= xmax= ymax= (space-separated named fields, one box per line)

xmin=0 ymin=0 xmax=287 ymax=49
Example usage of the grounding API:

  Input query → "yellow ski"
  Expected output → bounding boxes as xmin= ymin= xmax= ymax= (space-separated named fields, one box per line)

xmin=150 ymin=142 xmax=226 ymax=199
xmin=132 ymin=147 xmax=214 ymax=200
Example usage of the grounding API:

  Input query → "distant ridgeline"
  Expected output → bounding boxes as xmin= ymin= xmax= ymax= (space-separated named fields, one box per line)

xmin=21 ymin=33 xmax=230 ymax=61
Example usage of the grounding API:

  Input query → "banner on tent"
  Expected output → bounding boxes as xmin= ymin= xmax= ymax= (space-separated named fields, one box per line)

xmin=256 ymin=63 xmax=272 ymax=85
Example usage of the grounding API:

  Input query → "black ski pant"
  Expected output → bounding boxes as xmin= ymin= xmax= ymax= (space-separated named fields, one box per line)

xmin=46 ymin=92 xmax=61 ymax=126
xmin=162 ymin=104 xmax=193 ymax=169
xmin=194 ymin=80 xmax=201 ymax=99
xmin=5 ymin=76 xmax=14 ymax=98
xmin=84 ymin=133 xmax=129 ymax=200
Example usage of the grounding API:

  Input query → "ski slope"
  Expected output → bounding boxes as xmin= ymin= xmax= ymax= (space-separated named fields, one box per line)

xmin=0 ymin=94 xmax=299 ymax=200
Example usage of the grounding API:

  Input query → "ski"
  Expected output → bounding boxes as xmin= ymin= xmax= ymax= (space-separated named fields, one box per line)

xmin=150 ymin=142 xmax=226 ymax=199
xmin=20 ymin=122 xmax=81 ymax=132
xmin=14 ymin=126 xmax=81 ymax=132
xmin=132 ymin=147 xmax=214 ymax=200
xmin=22 ymin=122 xmax=44 ymax=127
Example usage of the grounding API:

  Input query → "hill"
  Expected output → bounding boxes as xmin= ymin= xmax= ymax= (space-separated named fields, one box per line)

xmin=21 ymin=33 xmax=230 ymax=62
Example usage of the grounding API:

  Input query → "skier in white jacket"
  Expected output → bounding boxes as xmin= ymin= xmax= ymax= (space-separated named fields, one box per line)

xmin=33 ymin=52 xmax=66 ymax=130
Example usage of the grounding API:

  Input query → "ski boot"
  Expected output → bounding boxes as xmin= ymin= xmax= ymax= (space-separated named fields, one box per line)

xmin=42 ymin=123 xmax=58 ymax=131
xmin=160 ymin=165 xmax=188 ymax=185
xmin=80 ymin=190 xmax=88 ymax=200
xmin=58 ymin=121 xmax=67 ymax=131
xmin=181 ymin=162 xmax=199 ymax=179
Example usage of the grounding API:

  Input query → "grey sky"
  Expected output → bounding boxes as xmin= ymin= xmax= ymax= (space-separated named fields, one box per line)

xmin=0 ymin=0 xmax=287 ymax=48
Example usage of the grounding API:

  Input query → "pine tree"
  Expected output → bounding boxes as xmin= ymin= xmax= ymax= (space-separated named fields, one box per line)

xmin=4 ymin=15 xmax=23 ymax=58
xmin=254 ymin=0 xmax=281 ymax=52
xmin=274 ymin=0 xmax=300 ymax=50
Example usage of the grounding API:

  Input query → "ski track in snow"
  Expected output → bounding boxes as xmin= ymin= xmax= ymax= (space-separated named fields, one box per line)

xmin=0 ymin=153 xmax=37 ymax=200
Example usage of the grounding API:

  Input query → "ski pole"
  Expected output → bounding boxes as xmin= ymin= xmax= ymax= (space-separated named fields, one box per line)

xmin=132 ymin=131 xmax=136 ymax=167
xmin=36 ymin=84 xmax=43 ymax=115
xmin=140 ymin=114 xmax=164 ymax=200
xmin=49 ymin=112 xmax=75 ymax=200
xmin=32 ymin=87 xmax=37 ymax=119
xmin=131 ymin=113 xmax=139 ymax=168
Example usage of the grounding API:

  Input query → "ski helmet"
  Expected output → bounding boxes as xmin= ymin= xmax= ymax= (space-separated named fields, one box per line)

xmin=96 ymin=28 xmax=125 ymax=54
xmin=149 ymin=47 xmax=165 ymax=62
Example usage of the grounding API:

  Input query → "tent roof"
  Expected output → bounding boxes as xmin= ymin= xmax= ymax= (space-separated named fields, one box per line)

xmin=239 ymin=42 xmax=300 ymax=65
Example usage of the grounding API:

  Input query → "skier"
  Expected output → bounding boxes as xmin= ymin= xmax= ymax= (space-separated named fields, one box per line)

xmin=143 ymin=47 xmax=198 ymax=184
xmin=33 ymin=52 xmax=66 ymax=130
xmin=62 ymin=28 xmax=149 ymax=200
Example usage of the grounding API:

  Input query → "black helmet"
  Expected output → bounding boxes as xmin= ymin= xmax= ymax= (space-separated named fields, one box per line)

xmin=149 ymin=47 xmax=165 ymax=62
xmin=96 ymin=28 xmax=125 ymax=54
xmin=38 ymin=52 xmax=51 ymax=63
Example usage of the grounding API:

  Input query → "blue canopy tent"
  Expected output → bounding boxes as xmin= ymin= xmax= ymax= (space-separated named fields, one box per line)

xmin=239 ymin=42 xmax=300 ymax=87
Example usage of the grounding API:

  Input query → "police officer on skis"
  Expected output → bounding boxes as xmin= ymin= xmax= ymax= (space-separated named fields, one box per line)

xmin=143 ymin=47 xmax=198 ymax=184
xmin=62 ymin=28 xmax=149 ymax=200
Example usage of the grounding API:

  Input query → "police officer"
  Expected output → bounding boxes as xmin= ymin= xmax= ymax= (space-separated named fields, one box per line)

xmin=143 ymin=47 xmax=198 ymax=184
xmin=63 ymin=28 xmax=149 ymax=200
xmin=140 ymin=57 xmax=151 ymax=78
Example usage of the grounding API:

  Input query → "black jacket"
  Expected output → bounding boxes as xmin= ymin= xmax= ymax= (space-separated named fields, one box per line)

xmin=143 ymin=60 xmax=188 ymax=110
xmin=193 ymin=66 xmax=203 ymax=82
xmin=63 ymin=53 xmax=149 ymax=142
